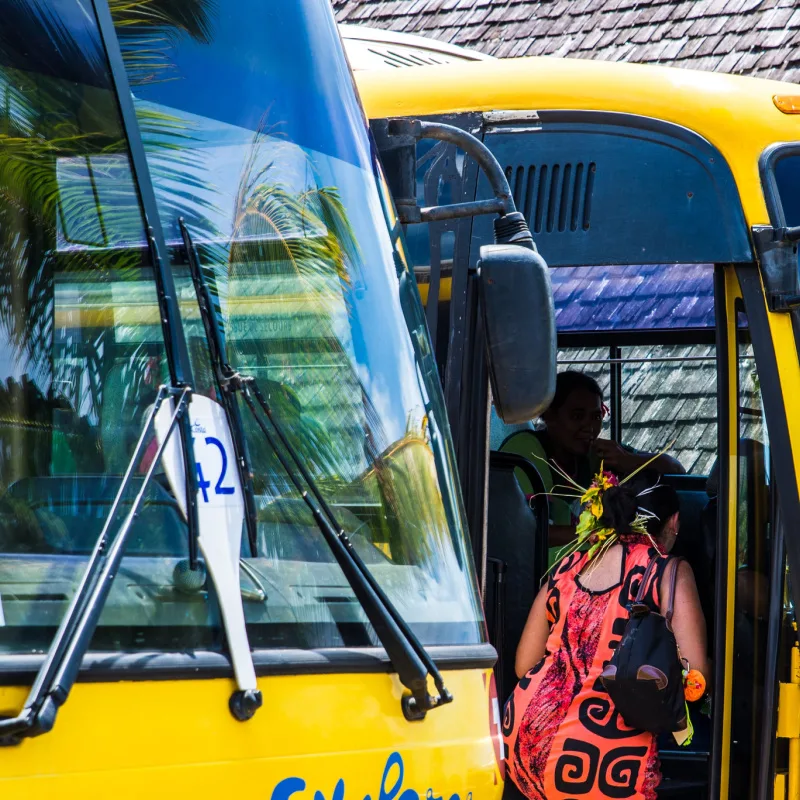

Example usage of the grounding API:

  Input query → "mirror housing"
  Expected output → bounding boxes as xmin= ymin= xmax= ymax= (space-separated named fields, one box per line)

xmin=478 ymin=244 xmax=556 ymax=424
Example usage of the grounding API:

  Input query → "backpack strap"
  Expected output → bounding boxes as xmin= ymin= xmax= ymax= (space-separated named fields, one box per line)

xmin=664 ymin=556 xmax=683 ymax=625
xmin=634 ymin=555 xmax=661 ymax=604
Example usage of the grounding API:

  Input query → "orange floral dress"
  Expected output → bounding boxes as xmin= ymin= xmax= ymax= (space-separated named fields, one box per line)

xmin=503 ymin=542 xmax=671 ymax=800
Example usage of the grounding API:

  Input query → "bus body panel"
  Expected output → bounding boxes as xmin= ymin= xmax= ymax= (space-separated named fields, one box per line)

xmin=0 ymin=669 xmax=501 ymax=798
xmin=355 ymin=55 xmax=800 ymax=227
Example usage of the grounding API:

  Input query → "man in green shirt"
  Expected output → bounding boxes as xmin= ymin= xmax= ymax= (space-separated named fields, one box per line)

xmin=500 ymin=371 xmax=685 ymax=567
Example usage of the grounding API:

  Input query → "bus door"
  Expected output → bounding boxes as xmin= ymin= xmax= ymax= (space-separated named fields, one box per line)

xmin=747 ymin=144 xmax=800 ymax=800
xmin=714 ymin=265 xmax=785 ymax=800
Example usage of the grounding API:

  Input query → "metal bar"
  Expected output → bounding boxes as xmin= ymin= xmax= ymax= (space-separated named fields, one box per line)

xmin=558 ymin=355 xmax=752 ymax=365
xmin=180 ymin=219 xmax=259 ymax=558
xmin=756 ymin=486 xmax=785 ymax=800
xmin=239 ymin=385 xmax=448 ymax=719
xmin=91 ymin=0 xmax=192 ymax=389
xmin=387 ymin=119 xmax=514 ymax=216
xmin=609 ymin=345 xmax=622 ymax=442
xmin=419 ymin=198 xmax=506 ymax=222
xmin=426 ymin=227 xmax=442 ymax=350
xmin=244 ymin=379 xmax=452 ymax=703
xmin=0 ymin=387 xmax=182 ymax=742
xmin=22 ymin=385 xmax=169 ymax=709
xmin=50 ymin=389 xmax=190 ymax=700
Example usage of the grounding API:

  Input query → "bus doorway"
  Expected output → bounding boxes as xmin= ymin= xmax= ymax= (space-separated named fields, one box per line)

xmin=365 ymin=61 xmax=800 ymax=797
xmin=485 ymin=262 xmax=783 ymax=800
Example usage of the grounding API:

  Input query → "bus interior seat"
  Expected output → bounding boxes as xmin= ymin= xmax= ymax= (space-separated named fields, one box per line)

xmin=484 ymin=451 xmax=549 ymax=704
xmin=489 ymin=404 xmax=535 ymax=452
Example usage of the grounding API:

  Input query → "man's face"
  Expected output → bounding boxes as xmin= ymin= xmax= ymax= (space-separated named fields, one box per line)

xmin=543 ymin=388 xmax=603 ymax=457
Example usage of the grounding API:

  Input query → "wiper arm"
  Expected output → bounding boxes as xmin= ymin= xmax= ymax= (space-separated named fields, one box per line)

xmin=239 ymin=383 xmax=453 ymax=719
xmin=179 ymin=219 xmax=258 ymax=558
xmin=180 ymin=224 xmax=452 ymax=721
xmin=0 ymin=386 xmax=189 ymax=745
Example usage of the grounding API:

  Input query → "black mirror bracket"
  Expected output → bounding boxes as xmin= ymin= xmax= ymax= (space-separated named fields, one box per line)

xmin=494 ymin=211 xmax=535 ymax=250
xmin=385 ymin=118 xmax=535 ymax=249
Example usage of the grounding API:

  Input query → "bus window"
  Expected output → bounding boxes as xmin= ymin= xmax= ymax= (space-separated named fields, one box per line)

xmin=113 ymin=0 xmax=485 ymax=651
xmin=773 ymin=152 xmax=800 ymax=228
xmin=621 ymin=344 xmax=717 ymax=476
xmin=0 ymin=1 xmax=222 ymax=655
xmin=731 ymin=304 xmax=772 ymax=797
xmin=555 ymin=347 xmax=611 ymax=434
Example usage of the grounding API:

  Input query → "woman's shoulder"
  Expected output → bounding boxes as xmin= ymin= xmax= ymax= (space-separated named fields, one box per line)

xmin=621 ymin=543 xmax=680 ymax=609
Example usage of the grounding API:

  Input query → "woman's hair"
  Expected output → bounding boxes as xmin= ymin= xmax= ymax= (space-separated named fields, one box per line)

xmin=599 ymin=470 xmax=679 ymax=538
xmin=548 ymin=370 xmax=603 ymax=412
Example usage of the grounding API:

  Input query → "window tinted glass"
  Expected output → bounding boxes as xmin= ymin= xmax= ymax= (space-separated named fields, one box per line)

xmin=621 ymin=345 xmax=717 ymax=475
xmin=0 ymin=1 xmax=221 ymax=654
xmin=553 ymin=264 xmax=715 ymax=332
xmin=773 ymin=153 xmax=800 ymax=227
xmin=114 ymin=0 xmax=484 ymax=648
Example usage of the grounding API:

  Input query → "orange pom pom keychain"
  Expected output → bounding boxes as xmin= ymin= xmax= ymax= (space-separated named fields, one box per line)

xmin=684 ymin=669 xmax=706 ymax=702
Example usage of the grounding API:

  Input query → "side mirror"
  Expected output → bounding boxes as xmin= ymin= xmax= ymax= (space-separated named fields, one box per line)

xmin=478 ymin=244 xmax=556 ymax=424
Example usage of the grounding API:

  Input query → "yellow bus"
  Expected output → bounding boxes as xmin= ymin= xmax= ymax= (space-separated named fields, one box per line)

xmin=357 ymin=55 xmax=800 ymax=799
xmin=0 ymin=2 xmax=553 ymax=797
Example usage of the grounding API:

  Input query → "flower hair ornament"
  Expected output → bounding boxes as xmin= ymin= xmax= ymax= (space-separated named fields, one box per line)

xmin=529 ymin=442 xmax=676 ymax=574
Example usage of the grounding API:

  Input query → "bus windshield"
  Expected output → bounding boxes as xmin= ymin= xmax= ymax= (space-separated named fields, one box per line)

xmin=0 ymin=0 xmax=482 ymax=656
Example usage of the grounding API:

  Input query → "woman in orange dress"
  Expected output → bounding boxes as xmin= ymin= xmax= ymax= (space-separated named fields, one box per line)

xmin=504 ymin=474 xmax=709 ymax=800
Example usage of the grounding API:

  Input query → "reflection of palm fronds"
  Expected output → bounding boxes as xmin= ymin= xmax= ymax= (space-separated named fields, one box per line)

xmin=0 ymin=0 xmax=217 ymax=363
xmin=230 ymin=128 xmax=359 ymax=286
xmin=226 ymin=127 xmax=364 ymax=485
xmin=111 ymin=0 xmax=217 ymax=86
xmin=0 ymin=2 xmax=219 ymax=484
xmin=135 ymin=105 xmax=219 ymax=237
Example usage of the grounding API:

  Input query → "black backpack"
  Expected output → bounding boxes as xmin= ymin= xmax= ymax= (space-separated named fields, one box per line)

xmin=600 ymin=556 xmax=687 ymax=734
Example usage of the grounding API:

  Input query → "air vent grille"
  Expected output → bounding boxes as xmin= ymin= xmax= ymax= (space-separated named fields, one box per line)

xmin=367 ymin=47 xmax=446 ymax=68
xmin=504 ymin=162 xmax=596 ymax=233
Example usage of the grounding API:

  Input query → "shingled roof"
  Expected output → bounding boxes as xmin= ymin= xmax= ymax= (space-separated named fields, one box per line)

xmin=333 ymin=0 xmax=800 ymax=83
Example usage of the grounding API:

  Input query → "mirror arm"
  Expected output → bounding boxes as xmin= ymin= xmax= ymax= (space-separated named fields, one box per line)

xmin=384 ymin=118 xmax=535 ymax=249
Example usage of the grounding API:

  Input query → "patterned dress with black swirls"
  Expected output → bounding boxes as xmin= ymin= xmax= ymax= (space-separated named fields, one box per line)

xmin=503 ymin=542 xmax=671 ymax=800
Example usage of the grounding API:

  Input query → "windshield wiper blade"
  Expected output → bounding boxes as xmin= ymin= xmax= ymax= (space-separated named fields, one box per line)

xmin=179 ymin=224 xmax=452 ymax=720
xmin=239 ymin=384 xmax=452 ymax=719
xmin=179 ymin=219 xmax=258 ymax=558
xmin=0 ymin=386 xmax=190 ymax=745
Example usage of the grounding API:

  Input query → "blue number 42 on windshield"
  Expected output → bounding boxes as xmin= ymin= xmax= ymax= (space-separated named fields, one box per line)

xmin=195 ymin=435 xmax=236 ymax=502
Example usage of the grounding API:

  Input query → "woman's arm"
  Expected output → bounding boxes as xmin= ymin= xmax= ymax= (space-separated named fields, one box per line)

xmin=515 ymin=584 xmax=551 ymax=678
xmin=593 ymin=439 xmax=686 ymax=476
xmin=662 ymin=560 xmax=711 ymax=688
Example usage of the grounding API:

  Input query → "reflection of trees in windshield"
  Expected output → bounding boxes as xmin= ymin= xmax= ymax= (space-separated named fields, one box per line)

xmin=0 ymin=1 xmax=448 ymax=573
xmin=110 ymin=0 xmax=216 ymax=88
xmin=119 ymin=4 xmax=455 ymax=574
xmin=0 ymin=2 xmax=177 ymax=497
xmin=226 ymin=128 xmax=364 ymax=483
xmin=222 ymin=130 xmax=452 ymax=576
xmin=0 ymin=0 xmax=482 ymax=651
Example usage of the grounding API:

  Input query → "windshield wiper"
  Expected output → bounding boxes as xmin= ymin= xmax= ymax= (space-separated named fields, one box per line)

xmin=179 ymin=221 xmax=259 ymax=558
xmin=180 ymin=222 xmax=452 ymax=720
xmin=0 ymin=386 xmax=189 ymax=745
